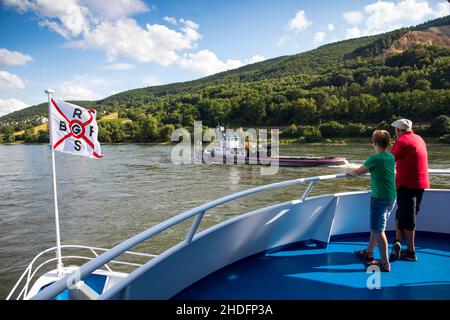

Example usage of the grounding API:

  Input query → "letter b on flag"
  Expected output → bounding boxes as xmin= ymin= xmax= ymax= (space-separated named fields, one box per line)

xmin=50 ymin=98 xmax=103 ymax=159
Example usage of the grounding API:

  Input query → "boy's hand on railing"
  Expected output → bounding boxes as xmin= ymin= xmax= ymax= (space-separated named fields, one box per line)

xmin=344 ymin=168 xmax=357 ymax=176
xmin=344 ymin=165 xmax=369 ymax=176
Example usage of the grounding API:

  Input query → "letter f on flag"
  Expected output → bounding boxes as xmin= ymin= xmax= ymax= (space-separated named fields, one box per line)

xmin=50 ymin=98 xmax=103 ymax=159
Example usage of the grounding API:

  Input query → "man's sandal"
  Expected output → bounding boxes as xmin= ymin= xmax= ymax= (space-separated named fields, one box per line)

xmin=367 ymin=260 xmax=391 ymax=272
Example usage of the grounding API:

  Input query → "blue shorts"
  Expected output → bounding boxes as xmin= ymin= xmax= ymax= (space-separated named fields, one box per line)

xmin=370 ymin=197 xmax=395 ymax=233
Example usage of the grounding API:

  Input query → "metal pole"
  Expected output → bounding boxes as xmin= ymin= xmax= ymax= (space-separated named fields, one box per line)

xmin=185 ymin=211 xmax=205 ymax=243
xmin=301 ymin=181 xmax=315 ymax=201
xmin=45 ymin=88 xmax=63 ymax=276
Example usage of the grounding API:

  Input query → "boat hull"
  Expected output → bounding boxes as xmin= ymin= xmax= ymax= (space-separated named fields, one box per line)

xmin=203 ymin=153 xmax=347 ymax=167
xmin=97 ymin=189 xmax=450 ymax=300
xmin=174 ymin=231 xmax=450 ymax=300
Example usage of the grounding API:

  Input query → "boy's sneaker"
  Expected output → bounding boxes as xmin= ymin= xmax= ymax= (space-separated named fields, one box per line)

xmin=401 ymin=249 xmax=418 ymax=261
xmin=390 ymin=241 xmax=401 ymax=261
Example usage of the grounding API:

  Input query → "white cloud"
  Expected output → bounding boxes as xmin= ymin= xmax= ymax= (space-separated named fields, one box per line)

xmin=4 ymin=0 xmax=91 ymax=38
xmin=314 ymin=32 xmax=326 ymax=44
xmin=0 ymin=48 xmax=33 ymax=68
xmin=4 ymin=0 xmax=149 ymax=26
xmin=67 ymin=18 xmax=201 ymax=65
xmin=56 ymin=81 xmax=99 ymax=100
xmin=83 ymin=0 xmax=149 ymax=19
xmin=163 ymin=16 xmax=177 ymax=25
xmin=0 ymin=98 xmax=28 ymax=117
xmin=364 ymin=0 xmax=434 ymax=34
xmin=0 ymin=71 xmax=25 ymax=92
xmin=246 ymin=55 xmax=265 ymax=64
xmin=327 ymin=24 xmax=335 ymax=31
xmin=277 ymin=35 xmax=290 ymax=47
xmin=435 ymin=1 xmax=450 ymax=17
xmin=50 ymin=74 xmax=120 ymax=100
xmin=4 ymin=0 xmax=269 ymax=78
xmin=178 ymin=50 xmax=241 ymax=76
xmin=346 ymin=27 xmax=362 ymax=39
xmin=343 ymin=0 xmax=450 ymax=37
xmin=103 ymin=63 xmax=136 ymax=71
xmin=343 ymin=11 xmax=365 ymax=25
xmin=287 ymin=10 xmax=312 ymax=32
xmin=179 ymin=19 xmax=202 ymax=44
xmin=1 ymin=0 xmax=30 ymax=11
xmin=4 ymin=1 xmax=203 ymax=67
xmin=178 ymin=50 xmax=265 ymax=76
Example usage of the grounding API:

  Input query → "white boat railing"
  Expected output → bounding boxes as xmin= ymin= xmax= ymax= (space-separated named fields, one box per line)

xmin=6 ymin=244 xmax=157 ymax=300
xmin=23 ymin=169 xmax=450 ymax=300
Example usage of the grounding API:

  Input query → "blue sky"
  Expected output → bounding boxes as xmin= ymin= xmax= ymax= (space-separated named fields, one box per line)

xmin=0 ymin=0 xmax=449 ymax=116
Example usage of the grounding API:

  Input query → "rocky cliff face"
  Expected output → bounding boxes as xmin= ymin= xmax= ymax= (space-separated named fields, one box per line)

xmin=384 ymin=26 xmax=450 ymax=56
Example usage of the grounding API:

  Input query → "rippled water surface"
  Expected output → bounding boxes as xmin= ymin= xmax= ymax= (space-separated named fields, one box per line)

xmin=0 ymin=143 xmax=449 ymax=298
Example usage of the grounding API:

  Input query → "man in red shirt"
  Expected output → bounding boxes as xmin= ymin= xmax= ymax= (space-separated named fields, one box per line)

xmin=390 ymin=119 xmax=430 ymax=262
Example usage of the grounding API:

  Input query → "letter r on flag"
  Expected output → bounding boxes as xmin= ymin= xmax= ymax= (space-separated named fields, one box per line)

xmin=50 ymin=98 xmax=103 ymax=159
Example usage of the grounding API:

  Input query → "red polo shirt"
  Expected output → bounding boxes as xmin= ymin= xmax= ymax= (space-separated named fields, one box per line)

xmin=391 ymin=131 xmax=430 ymax=189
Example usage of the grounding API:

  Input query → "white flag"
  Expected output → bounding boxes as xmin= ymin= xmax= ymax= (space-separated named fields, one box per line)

xmin=50 ymin=98 xmax=103 ymax=159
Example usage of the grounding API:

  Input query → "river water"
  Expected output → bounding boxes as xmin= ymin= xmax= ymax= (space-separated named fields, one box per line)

xmin=0 ymin=143 xmax=449 ymax=298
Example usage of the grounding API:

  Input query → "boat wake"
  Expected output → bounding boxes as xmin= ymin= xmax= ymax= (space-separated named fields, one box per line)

xmin=329 ymin=161 xmax=362 ymax=169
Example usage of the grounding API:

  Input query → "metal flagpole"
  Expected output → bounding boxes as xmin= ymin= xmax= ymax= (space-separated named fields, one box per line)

xmin=45 ymin=87 xmax=63 ymax=276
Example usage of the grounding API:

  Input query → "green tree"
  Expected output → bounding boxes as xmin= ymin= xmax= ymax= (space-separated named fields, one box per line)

xmin=37 ymin=130 xmax=49 ymax=143
xmin=413 ymin=79 xmax=431 ymax=91
xmin=124 ymin=122 xmax=141 ymax=141
xmin=429 ymin=115 xmax=450 ymax=136
xmin=109 ymin=123 xmax=126 ymax=143
xmin=281 ymin=124 xmax=298 ymax=138
xmin=159 ymin=124 xmax=175 ymax=142
xmin=345 ymin=122 xmax=367 ymax=136
xmin=293 ymin=98 xmax=317 ymax=124
xmin=23 ymin=129 xmax=37 ymax=143
xmin=299 ymin=126 xmax=321 ymax=142
xmin=98 ymin=125 xmax=112 ymax=143
xmin=1 ymin=125 xmax=15 ymax=143
xmin=198 ymin=99 xmax=229 ymax=127
xmin=238 ymin=96 xmax=267 ymax=126
xmin=319 ymin=121 xmax=345 ymax=138
xmin=139 ymin=115 xmax=160 ymax=142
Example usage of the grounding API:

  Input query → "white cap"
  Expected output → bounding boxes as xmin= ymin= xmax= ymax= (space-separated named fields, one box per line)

xmin=391 ymin=118 xmax=412 ymax=131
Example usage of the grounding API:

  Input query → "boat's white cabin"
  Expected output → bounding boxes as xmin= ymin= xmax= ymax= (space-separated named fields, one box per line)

xmin=213 ymin=126 xmax=257 ymax=157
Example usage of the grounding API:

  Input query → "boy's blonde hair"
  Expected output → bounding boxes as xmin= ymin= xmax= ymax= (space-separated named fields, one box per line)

xmin=372 ymin=130 xmax=391 ymax=149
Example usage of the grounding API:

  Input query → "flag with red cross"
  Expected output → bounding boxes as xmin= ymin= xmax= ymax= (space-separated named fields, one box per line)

xmin=50 ymin=98 xmax=103 ymax=159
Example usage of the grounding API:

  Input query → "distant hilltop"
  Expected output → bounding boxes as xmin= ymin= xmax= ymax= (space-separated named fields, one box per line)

xmin=1 ymin=15 xmax=449 ymax=144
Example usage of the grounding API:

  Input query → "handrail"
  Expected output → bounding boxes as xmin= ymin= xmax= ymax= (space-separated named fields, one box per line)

xmin=6 ymin=245 xmax=156 ymax=300
xmin=30 ymin=170 xmax=450 ymax=300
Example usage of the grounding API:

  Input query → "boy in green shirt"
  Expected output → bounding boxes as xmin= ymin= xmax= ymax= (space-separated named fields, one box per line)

xmin=347 ymin=130 xmax=396 ymax=272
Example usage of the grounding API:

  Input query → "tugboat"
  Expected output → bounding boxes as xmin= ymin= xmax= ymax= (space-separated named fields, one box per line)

xmin=203 ymin=126 xmax=347 ymax=167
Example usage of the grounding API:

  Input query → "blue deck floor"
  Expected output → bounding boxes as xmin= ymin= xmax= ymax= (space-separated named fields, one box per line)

xmin=174 ymin=232 xmax=450 ymax=300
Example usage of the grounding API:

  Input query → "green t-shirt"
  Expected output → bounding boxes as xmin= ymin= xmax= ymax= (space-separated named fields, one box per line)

xmin=364 ymin=151 xmax=397 ymax=201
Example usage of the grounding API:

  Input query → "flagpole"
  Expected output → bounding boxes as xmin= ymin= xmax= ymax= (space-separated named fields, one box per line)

xmin=45 ymin=88 xmax=63 ymax=277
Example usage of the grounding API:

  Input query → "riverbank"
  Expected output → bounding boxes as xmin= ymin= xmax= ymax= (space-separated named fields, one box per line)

xmin=2 ymin=135 xmax=450 ymax=146
xmin=280 ymin=136 xmax=448 ymax=145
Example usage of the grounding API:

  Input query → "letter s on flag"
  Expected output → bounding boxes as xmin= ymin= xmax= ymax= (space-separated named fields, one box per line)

xmin=50 ymin=98 xmax=103 ymax=159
